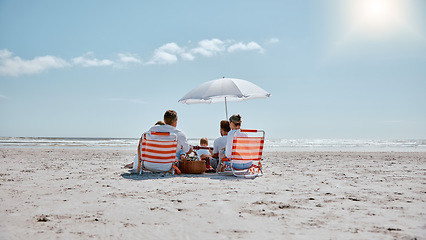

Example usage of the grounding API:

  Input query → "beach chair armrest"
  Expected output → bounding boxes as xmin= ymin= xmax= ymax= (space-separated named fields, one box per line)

xmin=193 ymin=145 xmax=213 ymax=151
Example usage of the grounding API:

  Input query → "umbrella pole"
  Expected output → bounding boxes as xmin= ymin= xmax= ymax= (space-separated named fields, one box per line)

xmin=225 ymin=97 xmax=228 ymax=120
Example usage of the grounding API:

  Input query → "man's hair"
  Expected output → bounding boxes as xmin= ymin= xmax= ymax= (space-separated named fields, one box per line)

xmin=200 ymin=137 xmax=208 ymax=145
xmin=220 ymin=120 xmax=231 ymax=132
xmin=163 ymin=110 xmax=177 ymax=125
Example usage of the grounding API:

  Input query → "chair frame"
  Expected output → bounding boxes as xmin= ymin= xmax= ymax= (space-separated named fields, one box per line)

xmin=137 ymin=131 xmax=181 ymax=175
xmin=217 ymin=129 xmax=265 ymax=178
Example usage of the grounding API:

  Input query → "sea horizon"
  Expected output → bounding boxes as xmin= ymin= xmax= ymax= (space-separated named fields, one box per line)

xmin=1 ymin=136 xmax=425 ymax=152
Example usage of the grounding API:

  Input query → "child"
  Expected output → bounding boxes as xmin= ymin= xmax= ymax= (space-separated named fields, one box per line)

xmin=196 ymin=138 xmax=214 ymax=171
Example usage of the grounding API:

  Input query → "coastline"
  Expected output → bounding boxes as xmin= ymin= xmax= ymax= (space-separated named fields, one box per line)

xmin=1 ymin=137 xmax=426 ymax=152
xmin=0 ymin=148 xmax=425 ymax=239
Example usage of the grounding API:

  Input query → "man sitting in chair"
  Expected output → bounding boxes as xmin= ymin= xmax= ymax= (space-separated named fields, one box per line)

xmin=131 ymin=110 xmax=192 ymax=171
xmin=148 ymin=110 xmax=193 ymax=160
xmin=210 ymin=120 xmax=230 ymax=170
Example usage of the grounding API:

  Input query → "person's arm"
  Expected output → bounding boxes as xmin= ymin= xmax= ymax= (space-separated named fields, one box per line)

xmin=185 ymin=145 xmax=193 ymax=155
xmin=212 ymin=138 xmax=219 ymax=158
xmin=135 ymin=135 xmax=143 ymax=171
xmin=218 ymin=147 xmax=226 ymax=160
xmin=176 ymin=130 xmax=192 ymax=155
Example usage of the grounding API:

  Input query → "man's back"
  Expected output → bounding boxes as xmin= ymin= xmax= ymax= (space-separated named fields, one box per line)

xmin=213 ymin=135 xmax=227 ymax=155
xmin=148 ymin=124 xmax=190 ymax=154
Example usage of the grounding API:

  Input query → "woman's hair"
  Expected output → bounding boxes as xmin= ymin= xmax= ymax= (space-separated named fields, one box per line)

xmin=229 ymin=114 xmax=242 ymax=124
xmin=220 ymin=120 xmax=231 ymax=132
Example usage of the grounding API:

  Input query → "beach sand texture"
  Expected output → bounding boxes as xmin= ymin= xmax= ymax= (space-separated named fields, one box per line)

xmin=0 ymin=148 xmax=425 ymax=239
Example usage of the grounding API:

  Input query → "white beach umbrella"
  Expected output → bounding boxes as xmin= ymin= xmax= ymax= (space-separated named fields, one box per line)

xmin=178 ymin=77 xmax=271 ymax=119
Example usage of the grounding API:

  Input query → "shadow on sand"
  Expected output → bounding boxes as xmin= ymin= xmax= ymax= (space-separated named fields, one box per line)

xmin=120 ymin=170 xmax=242 ymax=181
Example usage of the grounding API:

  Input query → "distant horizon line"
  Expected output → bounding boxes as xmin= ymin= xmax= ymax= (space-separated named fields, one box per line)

xmin=1 ymin=136 xmax=425 ymax=140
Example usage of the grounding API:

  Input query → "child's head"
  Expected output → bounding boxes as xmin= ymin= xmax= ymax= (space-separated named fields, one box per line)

xmin=200 ymin=137 xmax=208 ymax=146
xmin=155 ymin=120 xmax=165 ymax=125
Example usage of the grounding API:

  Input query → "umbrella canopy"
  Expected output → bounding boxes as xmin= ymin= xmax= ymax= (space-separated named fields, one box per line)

xmin=178 ymin=78 xmax=271 ymax=119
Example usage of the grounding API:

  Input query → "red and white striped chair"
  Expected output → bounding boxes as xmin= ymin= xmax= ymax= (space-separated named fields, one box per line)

xmin=137 ymin=131 xmax=181 ymax=175
xmin=217 ymin=129 xmax=265 ymax=178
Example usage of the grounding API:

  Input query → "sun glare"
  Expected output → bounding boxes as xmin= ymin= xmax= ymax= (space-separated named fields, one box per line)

xmin=347 ymin=0 xmax=405 ymax=34
xmin=364 ymin=0 xmax=393 ymax=22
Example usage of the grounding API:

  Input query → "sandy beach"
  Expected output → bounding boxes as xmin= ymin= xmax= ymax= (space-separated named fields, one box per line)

xmin=0 ymin=148 xmax=425 ymax=239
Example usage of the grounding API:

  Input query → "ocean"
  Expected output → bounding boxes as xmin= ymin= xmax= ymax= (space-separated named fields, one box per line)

xmin=1 ymin=137 xmax=425 ymax=152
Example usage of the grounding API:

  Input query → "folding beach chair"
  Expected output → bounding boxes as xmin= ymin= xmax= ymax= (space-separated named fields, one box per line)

xmin=137 ymin=131 xmax=181 ymax=175
xmin=217 ymin=129 xmax=265 ymax=178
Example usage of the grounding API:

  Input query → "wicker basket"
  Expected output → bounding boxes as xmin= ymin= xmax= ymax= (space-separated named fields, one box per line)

xmin=179 ymin=160 xmax=206 ymax=174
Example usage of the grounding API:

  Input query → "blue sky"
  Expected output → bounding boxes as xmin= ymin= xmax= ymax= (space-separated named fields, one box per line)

xmin=0 ymin=0 xmax=425 ymax=139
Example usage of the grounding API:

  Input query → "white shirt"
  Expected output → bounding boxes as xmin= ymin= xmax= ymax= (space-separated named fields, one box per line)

xmin=148 ymin=124 xmax=191 ymax=154
xmin=196 ymin=149 xmax=211 ymax=160
xmin=213 ymin=135 xmax=228 ymax=154
xmin=225 ymin=129 xmax=247 ymax=158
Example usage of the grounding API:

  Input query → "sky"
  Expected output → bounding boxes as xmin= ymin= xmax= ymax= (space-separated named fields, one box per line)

xmin=0 ymin=0 xmax=425 ymax=139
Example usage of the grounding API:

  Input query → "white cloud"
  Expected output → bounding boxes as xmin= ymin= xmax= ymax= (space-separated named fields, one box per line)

xmin=0 ymin=94 xmax=7 ymax=99
xmin=267 ymin=38 xmax=280 ymax=44
xmin=147 ymin=50 xmax=178 ymax=65
xmin=71 ymin=52 xmax=115 ymax=67
xmin=191 ymin=38 xmax=226 ymax=57
xmin=147 ymin=39 xmax=265 ymax=65
xmin=147 ymin=42 xmax=184 ymax=64
xmin=1 ymin=38 xmax=266 ymax=75
xmin=0 ymin=49 xmax=12 ymax=59
xmin=0 ymin=49 xmax=70 ymax=77
xmin=158 ymin=42 xmax=183 ymax=54
xmin=117 ymin=53 xmax=142 ymax=64
xmin=180 ymin=52 xmax=195 ymax=61
xmin=227 ymin=41 xmax=264 ymax=53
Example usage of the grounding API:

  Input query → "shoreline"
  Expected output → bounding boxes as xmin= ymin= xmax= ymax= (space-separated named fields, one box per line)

xmin=0 ymin=148 xmax=425 ymax=239
xmin=1 ymin=146 xmax=426 ymax=153
xmin=1 ymin=137 xmax=425 ymax=153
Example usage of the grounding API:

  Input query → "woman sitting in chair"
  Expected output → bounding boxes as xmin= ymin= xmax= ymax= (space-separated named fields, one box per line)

xmin=224 ymin=114 xmax=251 ymax=169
